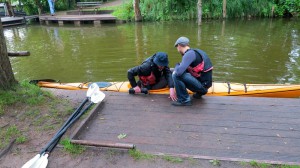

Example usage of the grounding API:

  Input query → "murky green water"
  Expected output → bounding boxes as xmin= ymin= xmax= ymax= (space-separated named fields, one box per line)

xmin=5 ymin=18 xmax=300 ymax=84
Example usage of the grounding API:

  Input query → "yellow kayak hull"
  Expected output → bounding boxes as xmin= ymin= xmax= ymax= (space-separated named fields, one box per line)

xmin=37 ymin=81 xmax=300 ymax=98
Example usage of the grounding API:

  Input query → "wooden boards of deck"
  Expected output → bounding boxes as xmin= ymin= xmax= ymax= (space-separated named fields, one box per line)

xmin=1 ymin=16 xmax=25 ymax=27
xmin=71 ymin=92 xmax=300 ymax=165
xmin=39 ymin=14 xmax=117 ymax=26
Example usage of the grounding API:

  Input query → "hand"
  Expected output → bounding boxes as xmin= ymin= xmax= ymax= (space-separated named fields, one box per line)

xmin=133 ymin=86 xmax=141 ymax=93
xmin=169 ymin=88 xmax=177 ymax=101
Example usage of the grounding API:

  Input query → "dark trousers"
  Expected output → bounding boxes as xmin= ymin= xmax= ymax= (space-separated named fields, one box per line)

xmin=137 ymin=77 xmax=167 ymax=90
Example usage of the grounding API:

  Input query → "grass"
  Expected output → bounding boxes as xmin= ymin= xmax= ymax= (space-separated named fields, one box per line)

xmin=128 ymin=149 xmax=156 ymax=160
xmin=0 ymin=80 xmax=76 ymax=151
xmin=162 ymin=155 xmax=183 ymax=163
xmin=0 ymin=125 xmax=26 ymax=149
xmin=60 ymin=138 xmax=86 ymax=155
xmin=129 ymin=149 xmax=184 ymax=163
xmin=241 ymin=160 xmax=300 ymax=168
xmin=209 ymin=159 xmax=221 ymax=166
xmin=0 ymin=80 xmax=51 ymax=111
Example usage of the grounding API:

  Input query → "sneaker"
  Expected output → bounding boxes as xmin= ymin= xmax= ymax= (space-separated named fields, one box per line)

xmin=171 ymin=101 xmax=192 ymax=106
xmin=193 ymin=92 xmax=203 ymax=99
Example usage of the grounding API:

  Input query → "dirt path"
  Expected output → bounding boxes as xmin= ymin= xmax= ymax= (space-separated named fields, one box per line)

xmin=100 ymin=0 xmax=125 ymax=8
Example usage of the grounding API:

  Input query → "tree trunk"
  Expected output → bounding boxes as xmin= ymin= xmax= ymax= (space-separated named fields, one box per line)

xmin=133 ymin=0 xmax=142 ymax=22
xmin=0 ymin=21 xmax=17 ymax=90
xmin=34 ymin=0 xmax=43 ymax=15
xmin=5 ymin=1 xmax=15 ymax=17
xmin=223 ymin=0 xmax=226 ymax=19
xmin=197 ymin=0 xmax=202 ymax=26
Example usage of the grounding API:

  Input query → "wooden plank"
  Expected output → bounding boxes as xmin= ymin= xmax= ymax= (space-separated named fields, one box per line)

xmin=71 ymin=92 xmax=300 ymax=164
xmin=8 ymin=51 xmax=30 ymax=57
xmin=39 ymin=14 xmax=116 ymax=21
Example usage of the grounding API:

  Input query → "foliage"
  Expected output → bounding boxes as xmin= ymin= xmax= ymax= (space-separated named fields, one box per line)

xmin=128 ymin=149 xmax=156 ymax=160
xmin=60 ymin=138 xmax=86 ymax=155
xmin=140 ymin=0 xmax=197 ymax=21
xmin=0 ymin=125 xmax=26 ymax=149
xmin=209 ymin=159 xmax=221 ymax=166
xmin=274 ymin=0 xmax=300 ymax=17
xmin=0 ymin=80 xmax=51 ymax=115
xmin=115 ymin=0 xmax=299 ymax=21
xmin=14 ymin=0 xmax=72 ymax=15
xmin=112 ymin=0 xmax=135 ymax=21
xmin=243 ymin=160 xmax=300 ymax=168
xmin=162 ymin=155 xmax=183 ymax=163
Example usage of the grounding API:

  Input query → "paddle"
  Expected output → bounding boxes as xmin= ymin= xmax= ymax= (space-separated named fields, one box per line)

xmin=39 ymin=83 xmax=99 ymax=155
xmin=22 ymin=83 xmax=105 ymax=168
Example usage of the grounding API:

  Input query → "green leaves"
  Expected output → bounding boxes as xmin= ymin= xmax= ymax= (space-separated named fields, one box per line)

xmin=117 ymin=133 xmax=127 ymax=139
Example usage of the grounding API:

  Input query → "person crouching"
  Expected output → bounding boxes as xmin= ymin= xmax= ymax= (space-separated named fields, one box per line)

xmin=127 ymin=52 xmax=177 ymax=101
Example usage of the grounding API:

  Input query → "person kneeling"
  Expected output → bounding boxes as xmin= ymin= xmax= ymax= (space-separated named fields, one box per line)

xmin=127 ymin=52 xmax=177 ymax=101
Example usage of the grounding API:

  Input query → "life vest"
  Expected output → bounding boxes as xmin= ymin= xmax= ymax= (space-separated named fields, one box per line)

xmin=187 ymin=49 xmax=213 ymax=78
xmin=139 ymin=72 xmax=156 ymax=86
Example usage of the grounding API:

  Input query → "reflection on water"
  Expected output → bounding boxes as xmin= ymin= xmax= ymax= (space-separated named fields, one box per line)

xmin=5 ymin=19 xmax=300 ymax=84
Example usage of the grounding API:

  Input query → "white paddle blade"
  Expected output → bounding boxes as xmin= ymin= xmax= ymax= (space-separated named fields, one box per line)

xmin=91 ymin=89 xmax=105 ymax=103
xmin=39 ymin=154 xmax=49 ymax=168
xmin=86 ymin=83 xmax=100 ymax=97
xmin=21 ymin=154 xmax=40 ymax=168
xmin=31 ymin=153 xmax=48 ymax=168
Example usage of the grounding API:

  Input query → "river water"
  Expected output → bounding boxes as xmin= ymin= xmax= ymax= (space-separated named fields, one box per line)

xmin=5 ymin=18 xmax=300 ymax=84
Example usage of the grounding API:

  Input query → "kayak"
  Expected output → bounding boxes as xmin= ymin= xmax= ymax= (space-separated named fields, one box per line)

xmin=34 ymin=80 xmax=300 ymax=98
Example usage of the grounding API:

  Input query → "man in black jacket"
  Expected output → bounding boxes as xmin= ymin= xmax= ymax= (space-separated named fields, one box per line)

xmin=127 ymin=52 xmax=177 ymax=101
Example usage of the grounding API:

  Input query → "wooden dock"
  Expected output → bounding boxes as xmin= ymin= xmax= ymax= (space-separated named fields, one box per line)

xmin=1 ymin=15 xmax=39 ymax=27
xmin=1 ymin=16 xmax=25 ymax=27
xmin=39 ymin=14 xmax=118 ymax=26
xmin=70 ymin=92 xmax=300 ymax=165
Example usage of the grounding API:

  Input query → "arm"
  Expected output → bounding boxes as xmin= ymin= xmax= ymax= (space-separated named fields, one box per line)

xmin=164 ymin=67 xmax=177 ymax=101
xmin=174 ymin=51 xmax=196 ymax=76
xmin=127 ymin=66 xmax=140 ymax=88
xmin=164 ymin=67 xmax=174 ymax=88
xmin=127 ymin=62 xmax=152 ymax=88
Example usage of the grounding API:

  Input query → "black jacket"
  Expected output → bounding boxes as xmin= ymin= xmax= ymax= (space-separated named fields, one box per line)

xmin=127 ymin=56 xmax=174 ymax=88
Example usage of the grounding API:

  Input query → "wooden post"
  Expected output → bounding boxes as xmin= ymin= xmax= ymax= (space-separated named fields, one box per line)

xmin=74 ymin=21 xmax=80 ymax=26
xmin=58 ymin=21 xmax=64 ymax=26
xmin=197 ymin=0 xmax=202 ymax=26
xmin=5 ymin=2 xmax=15 ymax=17
xmin=71 ymin=140 xmax=135 ymax=149
xmin=8 ymin=51 xmax=30 ymax=57
xmin=39 ymin=19 xmax=44 ymax=24
xmin=94 ymin=20 xmax=101 ymax=26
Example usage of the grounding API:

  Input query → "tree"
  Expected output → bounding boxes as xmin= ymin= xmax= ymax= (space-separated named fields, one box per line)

xmin=197 ymin=0 xmax=202 ymax=25
xmin=223 ymin=0 xmax=226 ymax=18
xmin=133 ymin=0 xmax=142 ymax=22
xmin=0 ymin=22 xmax=17 ymax=90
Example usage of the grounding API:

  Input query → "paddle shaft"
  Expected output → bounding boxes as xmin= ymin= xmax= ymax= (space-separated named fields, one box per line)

xmin=40 ymin=97 xmax=89 ymax=154
xmin=42 ymin=102 xmax=94 ymax=154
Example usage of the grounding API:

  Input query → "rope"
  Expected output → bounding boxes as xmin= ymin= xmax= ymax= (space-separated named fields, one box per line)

xmin=243 ymin=83 xmax=247 ymax=93
xmin=227 ymin=82 xmax=231 ymax=94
